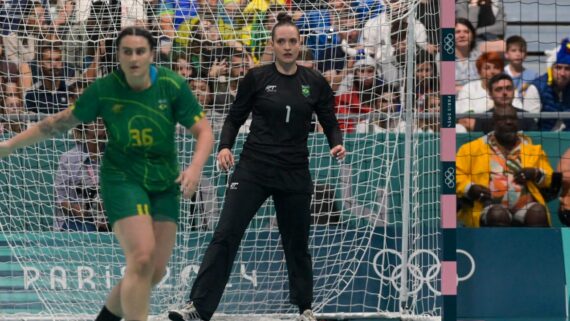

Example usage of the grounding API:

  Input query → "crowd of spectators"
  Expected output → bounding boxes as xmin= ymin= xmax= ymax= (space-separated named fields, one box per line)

xmin=454 ymin=0 xmax=570 ymax=227
xmin=0 ymin=0 xmax=441 ymax=230
xmin=3 ymin=0 xmax=570 ymax=228
xmin=454 ymin=0 xmax=570 ymax=132
xmin=0 ymin=0 xmax=441 ymax=136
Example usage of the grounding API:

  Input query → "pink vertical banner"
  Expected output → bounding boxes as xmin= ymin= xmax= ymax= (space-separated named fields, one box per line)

xmin=440 ymin=0 xmax=455 ymax=28
xmin=441 ymin=261 xmax=458 ymax=295
xmin=440 ymin=128 xmax=456 ymax=162
xmin=441 ymin=195 xmax=457 ymax=228
xmin=440 ymin=61 xmax=456 ymax=95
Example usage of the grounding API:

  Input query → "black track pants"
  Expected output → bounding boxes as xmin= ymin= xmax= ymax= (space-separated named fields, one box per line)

xmin=189 ymin=168 xmax=313 ymax=321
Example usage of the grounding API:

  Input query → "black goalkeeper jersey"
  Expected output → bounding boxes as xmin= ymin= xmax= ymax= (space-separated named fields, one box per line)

xmin=219 ymin=63 xmax=343 ymax=169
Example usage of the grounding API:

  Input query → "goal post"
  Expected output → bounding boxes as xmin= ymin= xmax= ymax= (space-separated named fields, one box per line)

xmin=0 ymin=0 xmax=441 ymax=320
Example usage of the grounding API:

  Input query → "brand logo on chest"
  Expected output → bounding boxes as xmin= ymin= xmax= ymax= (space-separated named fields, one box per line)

xmin=302 ymin=85 xmax=310 ymax=97
xmin=158 ymin=99 xmax=168 ymax=110
xmin=265 ymin=85 xmax=277 ymax=93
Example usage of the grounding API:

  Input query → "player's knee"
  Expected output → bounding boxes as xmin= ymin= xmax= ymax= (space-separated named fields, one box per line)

xmin=522 ymin=204 xmax=549 ymax=227
xmin=480 ymin=205 xmax=512 ymax=227
xmin=128 ymin=250 xmax=155 ymax=276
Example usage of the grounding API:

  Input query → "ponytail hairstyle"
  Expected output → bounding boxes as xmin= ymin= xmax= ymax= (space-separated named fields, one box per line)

xmin=271 ymin=12 xmax=300 ymax=40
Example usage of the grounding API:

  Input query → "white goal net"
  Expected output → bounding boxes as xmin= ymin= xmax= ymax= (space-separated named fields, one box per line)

xmin=0 ymin=0 xmax=441 ymax=320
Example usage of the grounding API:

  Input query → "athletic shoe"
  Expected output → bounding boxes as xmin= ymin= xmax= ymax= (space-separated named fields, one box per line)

xmin=168 ymin=302 xmax=203 ymax=321
xmin=295 ymin=309 xmax=317 ymax=321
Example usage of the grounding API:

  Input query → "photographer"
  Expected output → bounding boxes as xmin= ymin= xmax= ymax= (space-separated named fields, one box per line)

xmin=54 ymin=120 xmax=108 ymax=232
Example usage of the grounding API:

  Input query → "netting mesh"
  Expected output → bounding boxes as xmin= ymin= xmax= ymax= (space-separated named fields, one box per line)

xmin=0 ymin=0 xmax=441 ymax=320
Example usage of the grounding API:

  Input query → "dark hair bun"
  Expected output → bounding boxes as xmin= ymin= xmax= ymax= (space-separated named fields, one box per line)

xmin=276 ymin=12 xmax=292 ymax=23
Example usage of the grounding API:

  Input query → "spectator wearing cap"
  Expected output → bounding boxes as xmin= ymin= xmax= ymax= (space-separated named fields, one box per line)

xmin=334 ymin=56 xmax=377 ymax=132
xmin=336 ymin=55 xmax=379 ymax=94
xmin=524 ymin=38 xmax=570 ymax=131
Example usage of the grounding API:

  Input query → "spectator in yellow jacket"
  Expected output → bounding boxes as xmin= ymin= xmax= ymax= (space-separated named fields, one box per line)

xmin=457 ymin=106 xmax=553 ymax=227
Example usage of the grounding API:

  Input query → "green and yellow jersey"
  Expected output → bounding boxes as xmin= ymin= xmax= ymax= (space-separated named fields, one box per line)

xmin=72 ymin=66 xmax=204 ymax=192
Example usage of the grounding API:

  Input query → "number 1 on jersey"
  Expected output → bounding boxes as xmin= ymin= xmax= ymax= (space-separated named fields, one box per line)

xmin=285 ymin=105 xmax=291 ymax=123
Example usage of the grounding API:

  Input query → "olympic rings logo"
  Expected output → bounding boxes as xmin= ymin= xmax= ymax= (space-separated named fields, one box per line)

xmin=443 ymin=32 xmax=454 ymax=55
xmin=444 ymin=166 xmax=455 ymax=189
xmin=456 ymin=249 xmax=476 ymax=282
xmin=372 ymin=249 xmax=476 ymax=295
xmin=372 ymin=249 xmax=441 ymax=295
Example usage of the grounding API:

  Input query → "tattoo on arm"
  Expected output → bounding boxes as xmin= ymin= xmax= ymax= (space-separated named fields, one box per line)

xmin=38 ymin=109 xmax=80 ymax=137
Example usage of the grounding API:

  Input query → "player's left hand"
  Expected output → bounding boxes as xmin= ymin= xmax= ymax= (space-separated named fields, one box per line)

xmin=176 ymin=165 xmax=201 ymax=198
xmin=330 ymin=145 xmax=346 ymax=161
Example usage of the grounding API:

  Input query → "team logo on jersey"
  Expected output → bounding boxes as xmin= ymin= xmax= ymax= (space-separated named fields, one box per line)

xmin=302 ymin=85 xmax=310 ymax=97
xmin=158 ymin=99 xmax=168 ymax=110
xmin=265 ymin=85 xmax=277 ymax=93
xmin=112 ymin=104 xmax=124 ymax=113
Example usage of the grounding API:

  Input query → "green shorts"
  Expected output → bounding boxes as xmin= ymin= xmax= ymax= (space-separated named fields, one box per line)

xmin=100 ymin=178 xmax=181 ymax=227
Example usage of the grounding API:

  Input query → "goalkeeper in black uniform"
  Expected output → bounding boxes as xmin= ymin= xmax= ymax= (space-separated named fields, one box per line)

xmin=169 ymin=12 xmax=346 ymax=321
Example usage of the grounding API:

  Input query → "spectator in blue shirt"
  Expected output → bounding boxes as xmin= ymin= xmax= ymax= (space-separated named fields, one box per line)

xmin=25 ymin=41 xmax=74 ymax=114
xmin=524 ymin=38 xmax=570 ymax=131
xmin=504 ymin=35 xmax=539 ymax=100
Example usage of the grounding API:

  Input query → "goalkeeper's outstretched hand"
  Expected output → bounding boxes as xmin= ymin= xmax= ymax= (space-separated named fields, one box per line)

xmin=0 ymin=141 xmax=13 ymax=158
